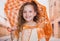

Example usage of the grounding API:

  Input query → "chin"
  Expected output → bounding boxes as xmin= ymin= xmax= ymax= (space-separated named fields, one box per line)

xmin=26 ymin=20 xmax=31 ymax=22
xmin=25 ymin=19 xmax=31 ymax=22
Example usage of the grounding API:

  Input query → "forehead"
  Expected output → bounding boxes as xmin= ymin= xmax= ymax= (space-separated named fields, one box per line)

xmin=24 ymin=5 xmax=34 ymax=11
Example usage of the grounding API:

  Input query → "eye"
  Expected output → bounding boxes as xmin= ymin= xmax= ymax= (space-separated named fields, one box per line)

xmin=29 ymin=11 xmax=32 ymax=13
xmin=23 ymin=11 xmax=27 ymax=13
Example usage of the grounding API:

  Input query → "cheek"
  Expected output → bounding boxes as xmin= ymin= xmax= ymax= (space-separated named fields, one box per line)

xmin=23 ymin=13 xmax=26 ymax=18
xmin=30 ymin=14 xmax=35 ymax=18
xmin=32 ymin=12 xmax=36 ymax=17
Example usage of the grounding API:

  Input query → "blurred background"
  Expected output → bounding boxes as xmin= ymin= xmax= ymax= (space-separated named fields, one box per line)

xmin=0 ymin=0 xmax=60 ymax=41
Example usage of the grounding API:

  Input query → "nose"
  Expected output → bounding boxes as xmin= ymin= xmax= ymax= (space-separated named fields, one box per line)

xmin=26 ymin=12 xmax=29 ymax=16
xmin=26 ymin=12 xmax=31 ymax=17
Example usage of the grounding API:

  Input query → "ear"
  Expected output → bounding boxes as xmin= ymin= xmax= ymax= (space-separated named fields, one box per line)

xmin=34 ymin=12 xmax=37 ymax=16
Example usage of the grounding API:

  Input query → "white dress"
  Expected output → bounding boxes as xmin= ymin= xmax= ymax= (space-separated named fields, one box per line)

xmin=20 ymin=28 xmax=38 ymax=41
xmin=13 ymin=28 xmax=45 ymax=41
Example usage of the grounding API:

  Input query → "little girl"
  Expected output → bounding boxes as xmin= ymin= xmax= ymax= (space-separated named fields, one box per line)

xmin=13 ymin=1 xmax=45 ymax=41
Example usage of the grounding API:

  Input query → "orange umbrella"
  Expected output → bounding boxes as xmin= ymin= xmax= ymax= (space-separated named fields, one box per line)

xmin=34 ymin=1 xmax=52 ymax=41
xmin=4 ymin=0 xmax=24 ymax=41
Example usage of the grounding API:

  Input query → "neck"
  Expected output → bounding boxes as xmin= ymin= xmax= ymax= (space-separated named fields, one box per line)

xmin=26 ymin=20 xmax=34 ymax=23
xmin=25 ymin=20 xmax=36 ymax=26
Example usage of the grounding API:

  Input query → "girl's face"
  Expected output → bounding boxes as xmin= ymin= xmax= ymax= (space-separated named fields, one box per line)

xmin=23 ymin=5 xmax=36 ymax=22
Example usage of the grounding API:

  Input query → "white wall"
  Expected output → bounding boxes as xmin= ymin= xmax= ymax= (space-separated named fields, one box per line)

xmin=0 ymin=0 xmax=11 ymax=27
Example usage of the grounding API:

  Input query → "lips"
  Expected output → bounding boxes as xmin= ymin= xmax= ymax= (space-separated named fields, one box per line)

xmin=25 ymin=16 xmax=31 ymax=18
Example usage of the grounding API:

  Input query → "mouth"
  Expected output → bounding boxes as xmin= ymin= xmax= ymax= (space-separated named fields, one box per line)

xmin=26 ymin=16 xmax=31 ymax=18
